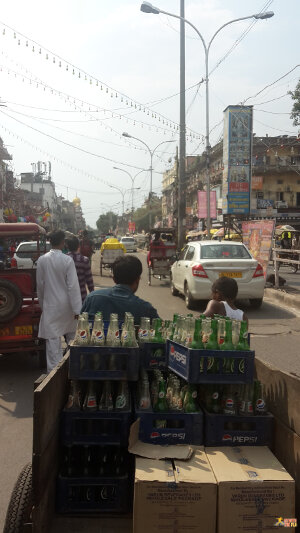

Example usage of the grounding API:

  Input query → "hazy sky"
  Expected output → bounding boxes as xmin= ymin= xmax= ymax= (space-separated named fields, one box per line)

xmin=0 ymin=0 xmax=299 ymax=226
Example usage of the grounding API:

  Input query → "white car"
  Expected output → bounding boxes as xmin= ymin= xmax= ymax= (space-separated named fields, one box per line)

xmin=11 ymin=241 xmax=51 ymax=269
xmin=120 ymin=237 xmax=137 ymax=253
xmin=171 ymin=240 xmax=265 ymax=309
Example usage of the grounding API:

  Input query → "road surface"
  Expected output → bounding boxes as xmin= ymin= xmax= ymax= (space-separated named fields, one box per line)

xmin=0 ymin=249 xmax=299 ymax=530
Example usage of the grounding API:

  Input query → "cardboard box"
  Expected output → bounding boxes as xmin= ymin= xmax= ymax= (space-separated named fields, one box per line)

xmin=133 ymin=448 xmax=217 ymax=533
xmin=206 ymin=446 xmax=296 ymax=533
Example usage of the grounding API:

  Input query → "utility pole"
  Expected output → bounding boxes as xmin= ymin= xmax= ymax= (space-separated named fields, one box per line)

xmin=178 ymin=0 xmax=186 ymax=250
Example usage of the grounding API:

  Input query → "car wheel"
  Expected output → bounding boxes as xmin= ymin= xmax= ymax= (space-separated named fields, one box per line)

xmin=171 ymin=276 xmax=179 ymax=296
xmin=0 ymin=280 xmax=22 ymax=323
xmin=184 ymin=282 xmax=195 ymax=310
xmin=249 ymin=298 xmax=263 ymax=309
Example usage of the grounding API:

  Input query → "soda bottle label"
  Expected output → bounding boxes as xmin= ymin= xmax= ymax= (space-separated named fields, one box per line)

xmin=212 ymin=392 xmax=219 ymax=400
xmin=87 ymin=396 xmax=97 ymax=408
xmin=192 ymin=391 xmax=197 ymax=399
xmin=116 ymin=395 xmax=126 ymax=409
xmin=95 ymin=330 xmax=104 ymax=340
xmin=80 ymin=330 xmax=88 ymax=340
xmin=225 ymin=398 xmax=234 ymax=409
xmin=238 ymin=359 xmax=245 ymax=373
xmin=256 ymin=399 xmax=265 ymax=410
xmin=207 ymin=357 xmax=215 ymax=371
xmin=158 ymin=391 xmax=165 ymax=399
xmin=115 ymin=330 xmax=120 ymax=339
xmin=122 ymin=330 xmax=128 ymax=340
xmin=140 ymin=398 xmax=151 ymax=409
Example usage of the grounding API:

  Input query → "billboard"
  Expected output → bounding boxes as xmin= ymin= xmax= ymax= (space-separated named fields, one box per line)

xmin=197 ymin=190 xmax=217 ymax=219
xmin=252 ymin=176 xmax=263 ymax=190
xmin=242 ymin=219 xmax=275 ymax=278
xmin=128 ymin=221 xmax=135 ymax=232
xmin=222 ymin=105 xmax=253 ymax=214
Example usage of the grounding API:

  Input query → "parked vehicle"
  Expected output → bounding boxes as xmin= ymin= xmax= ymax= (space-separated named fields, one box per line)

xmin=11 ymin=241 xmax=51 ymax=269
xmin=120 ymin=236 xmax=137 ymax=253
xmin=170 ymin=240 xmax=265 ymax=309
xmin=0 ymin=223 xmax=47 ymax=366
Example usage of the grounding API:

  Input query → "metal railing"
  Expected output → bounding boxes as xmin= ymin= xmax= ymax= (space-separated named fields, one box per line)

xmin=272 ymin=248 xmax=300 ymax=288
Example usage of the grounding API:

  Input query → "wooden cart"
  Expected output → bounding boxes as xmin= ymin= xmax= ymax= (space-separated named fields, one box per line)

xmin=3 ymin=353 xmax=132 ymax=533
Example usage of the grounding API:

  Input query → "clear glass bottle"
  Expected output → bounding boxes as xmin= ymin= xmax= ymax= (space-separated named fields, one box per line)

xmin=91 ymin=313 xmax=105 ymax=346
xmin=98 ymin=381 xmax=114 ymax=411
xmin=115 ymin=381 xmax=130 ymax=410
xmin=75 ymin=315 xmax=90 ymax=345
xmin=83 ymin=381 xmax=97 ymax=411
xmin=106 ymin=314 xmax=120 ymax=347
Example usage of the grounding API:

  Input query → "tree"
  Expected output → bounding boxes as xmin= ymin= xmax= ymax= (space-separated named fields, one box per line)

xmin=132 ymin=194 xmax=162 ymax=232
xmin=289 ymin=79 xmax=300 ymax=126
xmin=96 ymin=211 xmax=118 ymax=234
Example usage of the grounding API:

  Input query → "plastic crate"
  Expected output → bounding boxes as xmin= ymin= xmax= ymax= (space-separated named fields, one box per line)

xmin=69 ymin=344 xmax=140 ymax=380
xmin=140 ymin=342 xmax=167 ymax=369
xmin=167 ymin=340 xmax=254 ymax=384
xmin=135 ymin=402 xmax=203 ymax=445
xmin=203 ymin=407 xmax=274 ymax=446
xmin=56 ymin=473 xmax=132 ymax=514
xmin=60 ymin=406 xmax=133 ymax=446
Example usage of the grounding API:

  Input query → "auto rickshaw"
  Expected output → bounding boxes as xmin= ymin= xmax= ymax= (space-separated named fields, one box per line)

xmin=0 ymin=223 xmax=47 ymax=367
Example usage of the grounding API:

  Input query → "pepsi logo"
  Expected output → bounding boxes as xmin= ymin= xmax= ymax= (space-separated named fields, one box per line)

xmin=222 ymin=434 xmax=233 ymax=441
xmin=226 ymin=398 xmax=234 ymax=408
xmin=80 ymin=330 xmax=87 ymax=338
xmin=170 ymin=346 xmax=175 ymax=354
xmin=150 ymin=432 xmax=160 ymax=439
xmin=256 ymin=399 xmax=265 ymax=409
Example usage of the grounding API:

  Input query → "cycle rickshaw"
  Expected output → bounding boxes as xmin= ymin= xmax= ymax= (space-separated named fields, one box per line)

xmin=147 ymin=228 xmax=177 ymax=285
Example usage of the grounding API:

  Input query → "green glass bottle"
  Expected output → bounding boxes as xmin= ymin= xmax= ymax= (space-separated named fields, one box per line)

xmin=154 ymin=378 xmax=168 ymax=412
xmin=191 ymin=318 xmax=204 ymax=349
xmin=206 ymin=319 xmax=219 ymax=351
xmin=220 ymin=319 xmax=234 ymax=351
xmin=152 ymin=318 xmax=164 ymax=343
xmin=183 ymin=385 xmax=198 ymax=413
xmin=237 ymin=320 xmax=250 ymax=351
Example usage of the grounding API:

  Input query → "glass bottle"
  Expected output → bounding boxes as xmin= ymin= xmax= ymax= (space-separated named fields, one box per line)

xmin=154 ymin=377 xmax=168 ymax=412
xmin=138 ymin=317 xmax=151 ymax=344
xmin=220 ymin=319 xmax=234 ymax=351
xmin=115 ymin=381 xmax=130 ymax=410
xmin=217 ymin=318 xmax=226 ymax=346
xmin=183 ymin=385 xmax=198 ymax=413
xmin=91 ymin=313 xmax=105 ymax=346
xmin=75 ymin=315 xmax=89 ymax=345
xmin=222 ymin=385 xmax=237 ymax=415
xmin=191 ymin=318 xmax=204 ymax=349
xmin=83 ymin=381 xmax=97 ymax=411
xmin=106 ymin=314 xmax=120 ymax=347
xmin=254 ymin=381 xmax=267 ymax=415
xmin=139 ymin=378 xmax=151 ymax=410
xmin=184 ymin=317 xmax=195 ymax=348
xmin=239 ymin=383 xmax=254 ymax=416
xmin=231 ymin=319 xmax=241 ymax=349
xmin=202 ymin=318 xmax=212 ymax=346
xmin=98 ymin=381 xmax=114 ymax=411
xmin=237 ymin=320 xmax=250 ymax=351
xmin=152 ymin=318 xmax=164 ymax=343
xmin=206 ymin=319 xmax=219 ymax=350
xmin=65 ymin=380 xmax=82 ymax=410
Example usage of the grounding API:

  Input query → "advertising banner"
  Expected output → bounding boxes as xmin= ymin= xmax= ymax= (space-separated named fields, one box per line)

xmin=222 ymin=105 xmax=253 ymax=214
xmin=242 ymin=219 xmax=275 ymax=278
xmin=197 ymin=190 xmax=217 ymax=219
xmin=128 ymin=221 xmax=135 ymax=233
xmin=252 ymin=176 xmax=263 ymax=190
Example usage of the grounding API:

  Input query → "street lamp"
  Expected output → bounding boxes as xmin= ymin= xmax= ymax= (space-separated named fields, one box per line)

xmin=108 ymin=183 xmax=140 ymax=234
xmin=140 ymin=1 xmax=274 ymax=235
xmin=113 ymin=167 xmax=147 ymax=216
xmin=122 ymin=132 xmax=175 ymax=228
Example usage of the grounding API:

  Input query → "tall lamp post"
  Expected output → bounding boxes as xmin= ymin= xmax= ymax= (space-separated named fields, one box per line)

xmin=108 ymin=184 xmax=140 ymax=234
xmin=140 ymin=2 xmax=274 ymax=236
xmin=113 ymin=167 xmax=147 ymax=217
xmin=122 ymin=132 xmax=175 ymax=228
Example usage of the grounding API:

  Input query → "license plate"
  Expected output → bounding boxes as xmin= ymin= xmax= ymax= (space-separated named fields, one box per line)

xmin=219 ymin=272 xmax=242 ymax=278
xmin=14 ymin=325 xmax=33 ymax=335
xmin=0 ymin=327 xmax=10 ymax=337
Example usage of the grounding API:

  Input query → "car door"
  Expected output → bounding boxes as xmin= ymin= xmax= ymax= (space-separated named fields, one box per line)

xmin=181 ymin=245 xmax=197 ymax=291
xmin=172 ymin=245 xmax=188 ymax=291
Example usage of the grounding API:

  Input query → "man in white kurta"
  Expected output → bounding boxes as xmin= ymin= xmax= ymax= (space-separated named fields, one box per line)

xmin=37 ymin=230 xmax=82 ymax=373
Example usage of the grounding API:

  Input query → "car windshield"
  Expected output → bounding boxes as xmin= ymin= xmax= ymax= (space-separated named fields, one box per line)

xmin=16 ymin=242 xmax=50 ymax=259
xmin=122 ymin=238 xmax=134 ymax=242
xmin=200 ymin=244 xmax=251 ymax=260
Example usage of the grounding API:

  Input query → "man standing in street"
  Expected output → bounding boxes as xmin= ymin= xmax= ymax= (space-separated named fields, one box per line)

xmin=37 ymin=230 xmax=82 ymax=373
xmin=81 ymin=255 xmax=159 ymax=323
xmin=79 ymin=230 xmax=94 ymax=262
xmin=66 ymin=236 xmax=94 ymax=303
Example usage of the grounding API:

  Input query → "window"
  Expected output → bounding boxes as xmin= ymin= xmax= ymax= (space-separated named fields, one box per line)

xmin=185 ymin=246 xmax=195 ymax=261
xmin=200 ymin=244 xmax=251 ymax=260
xmin=276 ymin=192 xmax=284 ymax=201
xmin=178 ymin=246 xmax=188 ymax=260
xmin=277 ymin=179 xmax=283 ymax=184
xmin=16 ymin=242 xmax=51 ymax=259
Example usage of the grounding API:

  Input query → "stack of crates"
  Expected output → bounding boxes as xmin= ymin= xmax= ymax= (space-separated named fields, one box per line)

xmin=56 ymin=330 xmax=140 ymax=514
xmin=167 ymin=338 xmax=274 ymax=447
xmin=135 ymin=341 xmax=204 ymax=446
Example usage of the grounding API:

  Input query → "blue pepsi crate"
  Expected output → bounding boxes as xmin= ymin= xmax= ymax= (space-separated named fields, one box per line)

xmin=56 ymin=473 xmax=132 ymax=514
xmin=135 ymin=402 xmax=203 ymax=445
xmin=203 ymin=407 xmax=274 ymax=446
xmin=69 ymin=344 xmax=140 ymax=381
xmin=167 ymin=340 xmax=254 ymax=384
xmin=140 ymin=342 xmax=167 ymax=369
xmin=61 ymin=407 xmax=133 ymax=446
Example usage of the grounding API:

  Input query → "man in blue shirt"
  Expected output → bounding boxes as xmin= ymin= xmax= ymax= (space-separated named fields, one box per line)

xmin=81 ymin=255 xmax=159 ymax=323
